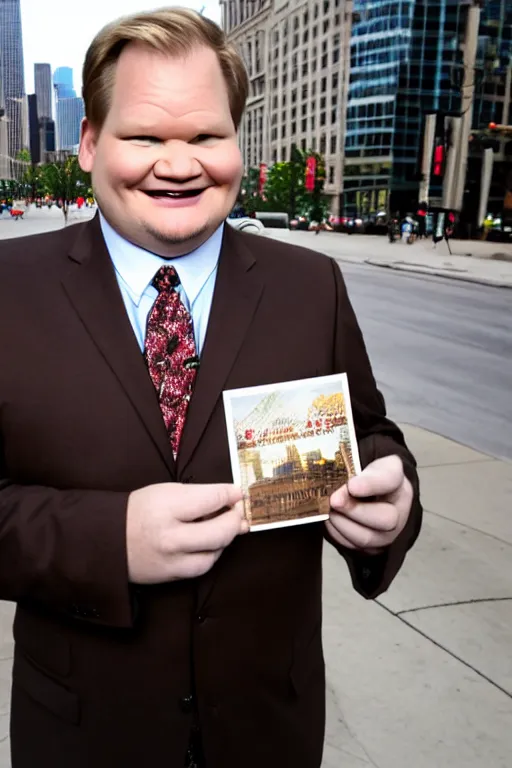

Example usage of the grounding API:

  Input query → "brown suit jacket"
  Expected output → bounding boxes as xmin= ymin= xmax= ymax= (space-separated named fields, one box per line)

xmin=0 ymin=216 xmax=421 ymax=768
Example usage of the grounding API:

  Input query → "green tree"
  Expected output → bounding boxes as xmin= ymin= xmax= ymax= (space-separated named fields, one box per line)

xmin=40 ymin=157 xmax=91 ymax=224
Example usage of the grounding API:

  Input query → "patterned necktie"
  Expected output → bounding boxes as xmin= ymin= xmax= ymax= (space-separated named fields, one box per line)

xmin=144 ymin=266 xmax=199 ymax=458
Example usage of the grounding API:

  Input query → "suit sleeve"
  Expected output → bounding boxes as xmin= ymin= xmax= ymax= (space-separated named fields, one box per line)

xmin=0 ymin=445 xmax=135 ymax=628
xmin=325 ymin=257 xmax=422 ymax=599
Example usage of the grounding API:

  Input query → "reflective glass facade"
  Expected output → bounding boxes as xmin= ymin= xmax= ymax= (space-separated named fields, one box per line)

xmin=343 ymin=0 xmax=512 ymax=217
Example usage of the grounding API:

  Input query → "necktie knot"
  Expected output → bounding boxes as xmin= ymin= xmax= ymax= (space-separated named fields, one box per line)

xmin=152 ymin=265 xmax=181 ymax=294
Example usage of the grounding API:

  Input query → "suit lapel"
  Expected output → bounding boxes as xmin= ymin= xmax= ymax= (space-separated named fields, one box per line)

xmin=178 ymin=225 xmax=264 ymax=473
xmin=61 ymin=215 xmax=175 ymax=476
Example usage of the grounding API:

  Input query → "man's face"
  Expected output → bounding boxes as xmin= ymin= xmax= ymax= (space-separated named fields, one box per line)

xmin=79 ymin=43 xmax=243 ymax=257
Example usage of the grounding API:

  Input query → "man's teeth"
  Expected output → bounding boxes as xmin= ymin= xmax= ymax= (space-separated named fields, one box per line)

xmin=148 ymin=190 xmax=202 ymax=198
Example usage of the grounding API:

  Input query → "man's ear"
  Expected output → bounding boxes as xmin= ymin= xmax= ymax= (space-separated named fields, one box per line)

xmin=78 ymin=118 xmax=97 ymax=173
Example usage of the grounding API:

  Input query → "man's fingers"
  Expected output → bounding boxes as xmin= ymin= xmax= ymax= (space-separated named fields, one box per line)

xmin=346 ymin=455 xmax=404 ymax=499
xmin=177 ymin=483 xmax=244 ymax=521
xmin=328 ymin=512 xmax=395 ymax=550
xmin=179 ymin=504 xmax=247 ymax=554
xmin=330 ymin=499 xmax=399 ymax=532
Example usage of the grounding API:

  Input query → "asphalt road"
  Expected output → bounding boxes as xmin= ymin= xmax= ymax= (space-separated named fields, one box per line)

xmin=340 ymin=261 xmax=512 ymax=460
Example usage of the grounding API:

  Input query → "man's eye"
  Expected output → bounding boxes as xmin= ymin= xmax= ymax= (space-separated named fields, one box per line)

xmin=192 ymin=134 xmax=220 ymax=144
xmin=126 ymin=136 xmax=160 ymax=145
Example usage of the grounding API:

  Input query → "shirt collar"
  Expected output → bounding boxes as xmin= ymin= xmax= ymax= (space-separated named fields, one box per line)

xmin=99 ymin=211 xmax=224 ymax=307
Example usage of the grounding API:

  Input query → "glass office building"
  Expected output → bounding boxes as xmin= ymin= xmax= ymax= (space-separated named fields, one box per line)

xmin=343 ymin=0 xmax=512 ymax=219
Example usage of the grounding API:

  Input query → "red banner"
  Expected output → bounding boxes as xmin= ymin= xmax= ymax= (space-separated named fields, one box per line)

xmin=258 ymin=162 xmax=267 ymax=195
xmin=305 ymin=156 xmax=316 ymax=192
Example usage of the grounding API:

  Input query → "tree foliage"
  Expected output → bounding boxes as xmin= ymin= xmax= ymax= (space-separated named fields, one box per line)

xmin=239 ymin=148 xmax=328 ymax=221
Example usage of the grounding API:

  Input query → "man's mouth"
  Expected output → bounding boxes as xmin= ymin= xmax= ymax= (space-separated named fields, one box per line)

xmin=143 ymin=189 xmax=205 ymax=199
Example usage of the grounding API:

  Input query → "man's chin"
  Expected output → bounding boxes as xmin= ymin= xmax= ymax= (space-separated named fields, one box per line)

xmin=143 ymin=222 xmax=213 ymax=250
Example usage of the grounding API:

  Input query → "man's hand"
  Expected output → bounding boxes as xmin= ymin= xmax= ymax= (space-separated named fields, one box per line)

xmin=126 ymin=483 xmax=247 ymax=584
xmin=326 ymin=455 xmax=413 ymax=553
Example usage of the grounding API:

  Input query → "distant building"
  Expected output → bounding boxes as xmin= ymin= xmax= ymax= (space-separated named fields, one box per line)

xmin=34 ymin=63 xmax=53 ymax=120
xmin=0 ymin=0 xmax=27 ymax=163
xmin=27 ymin=93 xmax=41 ymax=164
xmin=53 ymin=67 xmax=76 ymax=99
xmin=56 ymin=97 xmax=84 ymax=151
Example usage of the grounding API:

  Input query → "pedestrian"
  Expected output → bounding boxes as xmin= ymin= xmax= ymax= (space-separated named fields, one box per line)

xmin=0 ymin=9 xmax=422 ymax=768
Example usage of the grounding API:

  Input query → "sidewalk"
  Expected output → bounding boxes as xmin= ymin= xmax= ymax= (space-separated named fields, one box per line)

xmin=0 ymin=426 xmax=509 ymax=766
xmin=263 ymin=229 xmax=512 ymax=288
xmin=366 ymin=236 xmax=512 ymax=289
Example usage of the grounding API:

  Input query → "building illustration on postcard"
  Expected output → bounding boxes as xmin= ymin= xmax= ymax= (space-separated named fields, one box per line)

xmin=223 ymin=373 xmax=361 ymax=532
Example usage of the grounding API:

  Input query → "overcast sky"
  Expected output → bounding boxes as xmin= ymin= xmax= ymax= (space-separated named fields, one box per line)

xmin=21 ymin=0 xmax=222 ymax=94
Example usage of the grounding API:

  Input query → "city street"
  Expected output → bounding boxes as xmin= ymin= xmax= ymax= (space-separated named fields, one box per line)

xmin=0 ymin=211 xmax=511 ymax=766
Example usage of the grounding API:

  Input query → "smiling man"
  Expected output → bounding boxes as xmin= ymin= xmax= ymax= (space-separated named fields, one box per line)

xmin=0 ymin=8 xmax=422 ymax=768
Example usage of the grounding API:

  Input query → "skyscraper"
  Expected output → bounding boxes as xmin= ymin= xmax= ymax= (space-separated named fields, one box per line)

xmin=57 ymin=97 xmax=84 ymax=151
xmin=34 ymin=63 xmax=53 ymax=120
xmin=0 ymin=0 xmax=27 ymax=161
xmin=53 ymin=67 xmax=76 ymax=99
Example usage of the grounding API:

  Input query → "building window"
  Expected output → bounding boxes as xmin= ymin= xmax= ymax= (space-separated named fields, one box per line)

xmin=321 ymin=54 xmax=328 ymax=69
xmin=311 ymin=115 xmax=316 ymax=129
xmin=321 ymin=77 xmax=327 ymax=93
xmin=320 ymin=135 xmax=326 ymax=153
xmin=328 ymin=166 xmax=335 ymax=185
xmin=312 ymin=81 xmax=317 ymax=96
xmin=323 ymin=20 xmax=329 ymax=33
xmin=272 ymin=95 xmax=278 ymax=109
xmin=291 ymin=121 xmax=297 ymax=135
xmin=330 ymin=134 xmax=337 ymax=153
xmin=292 ymin=107 xmax=297 ymax=118
xmin=313 ymin=25 xmax=318 ymax=38
xmin=320 ymin=97 xmax=326 ymax=109
xmin=332 ymin=72 xmax=339 ymax=90
xmin=302 ymin=29 xmax=309 ymax=43
xmin=331 ymin=108 xmax=337 ymax=124
xmin=301 ymin=103 xmax=307 ymax=116
xmin=320 ymin=112 xmax=326 ymax=126
xmin=303 ymin=10 xmax=309 ymax=25
xmin=301 ymin=138 xmax=307 ymax=150
xmin=271 ymin=128 xmax=277 ymax=141
xmin=314 ymin=3 xmax=319 ymax=19
xmin=301 ymin=118 xmax=307 ymax=131
xmin=332 ymin=49 xmax=339 ymax=64
xmin=323 ymin=0 xmax=330 ymax=14
xmin=272 ymin=149 xmax=277 ymax=162
xmin=292 ymin=89 xmax=297 ymax=103
xmin=281 ymin=124 xmax=287 ymax=138
xmin=293 ymin=33 xmax=299 ymax=49
xmin=302 ymin=84 xmax=308 ymax=99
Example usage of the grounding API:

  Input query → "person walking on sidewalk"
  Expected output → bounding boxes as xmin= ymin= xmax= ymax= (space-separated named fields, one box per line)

xmin=0 ymin=8 xmax=422 ymax=768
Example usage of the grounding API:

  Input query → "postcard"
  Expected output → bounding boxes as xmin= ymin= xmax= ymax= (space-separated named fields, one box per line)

xmin=223 ymin=373 xmax=361 ymax=532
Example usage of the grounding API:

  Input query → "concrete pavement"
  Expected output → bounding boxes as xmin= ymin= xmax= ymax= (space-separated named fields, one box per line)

xmin=0 ymin=426 xmax=509 ymax=766
xmin=263 ymin=229 xmax=512 ymax=289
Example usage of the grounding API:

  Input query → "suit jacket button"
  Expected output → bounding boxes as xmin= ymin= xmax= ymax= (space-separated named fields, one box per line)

xmin=197 ymin=614 xmax=206 ymax=624
xmin=179 ymin=695 xmax=194 ymax=714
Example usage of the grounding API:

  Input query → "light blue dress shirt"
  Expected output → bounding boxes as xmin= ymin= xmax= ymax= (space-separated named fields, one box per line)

xmin=99 ymin=213 xmax=223 ymax=355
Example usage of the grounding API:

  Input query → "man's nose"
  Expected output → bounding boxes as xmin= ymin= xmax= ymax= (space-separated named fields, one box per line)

xmin=153 ymin=142 xmax=201 ymax=179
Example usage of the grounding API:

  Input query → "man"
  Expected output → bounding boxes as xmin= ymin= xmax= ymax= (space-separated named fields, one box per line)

xmin=0 ymin=9 xmax=421 ymax=768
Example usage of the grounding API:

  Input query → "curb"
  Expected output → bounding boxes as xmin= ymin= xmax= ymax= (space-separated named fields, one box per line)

xmin=365 ymin=259 xmax=512 ymax=289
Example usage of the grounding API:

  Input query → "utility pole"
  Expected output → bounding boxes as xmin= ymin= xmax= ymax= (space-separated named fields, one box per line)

xmin=453 ymin=1 xmax=481 ymax=212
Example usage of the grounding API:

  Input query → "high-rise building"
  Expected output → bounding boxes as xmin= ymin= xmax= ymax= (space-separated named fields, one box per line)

xmin=56 ymin=97 xmax=84 ymax=151
xmin=0 ymin=0 xmax=27 ymax=162
xmin=222 ymin=0 xmax=353 ymax=214
xmin=53 ymin=67 xmax=76 ymax=99
xmin=343 ymin=0 xmax=512 ymax=222
xmin=34 ymin=63 xmax=53 ymax=120
xmin=0 ymin=68 xmax=9 ymax=178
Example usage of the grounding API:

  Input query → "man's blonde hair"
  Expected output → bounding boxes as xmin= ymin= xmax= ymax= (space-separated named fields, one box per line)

xmin=82 ymin=7 xmax=249 ymax=130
